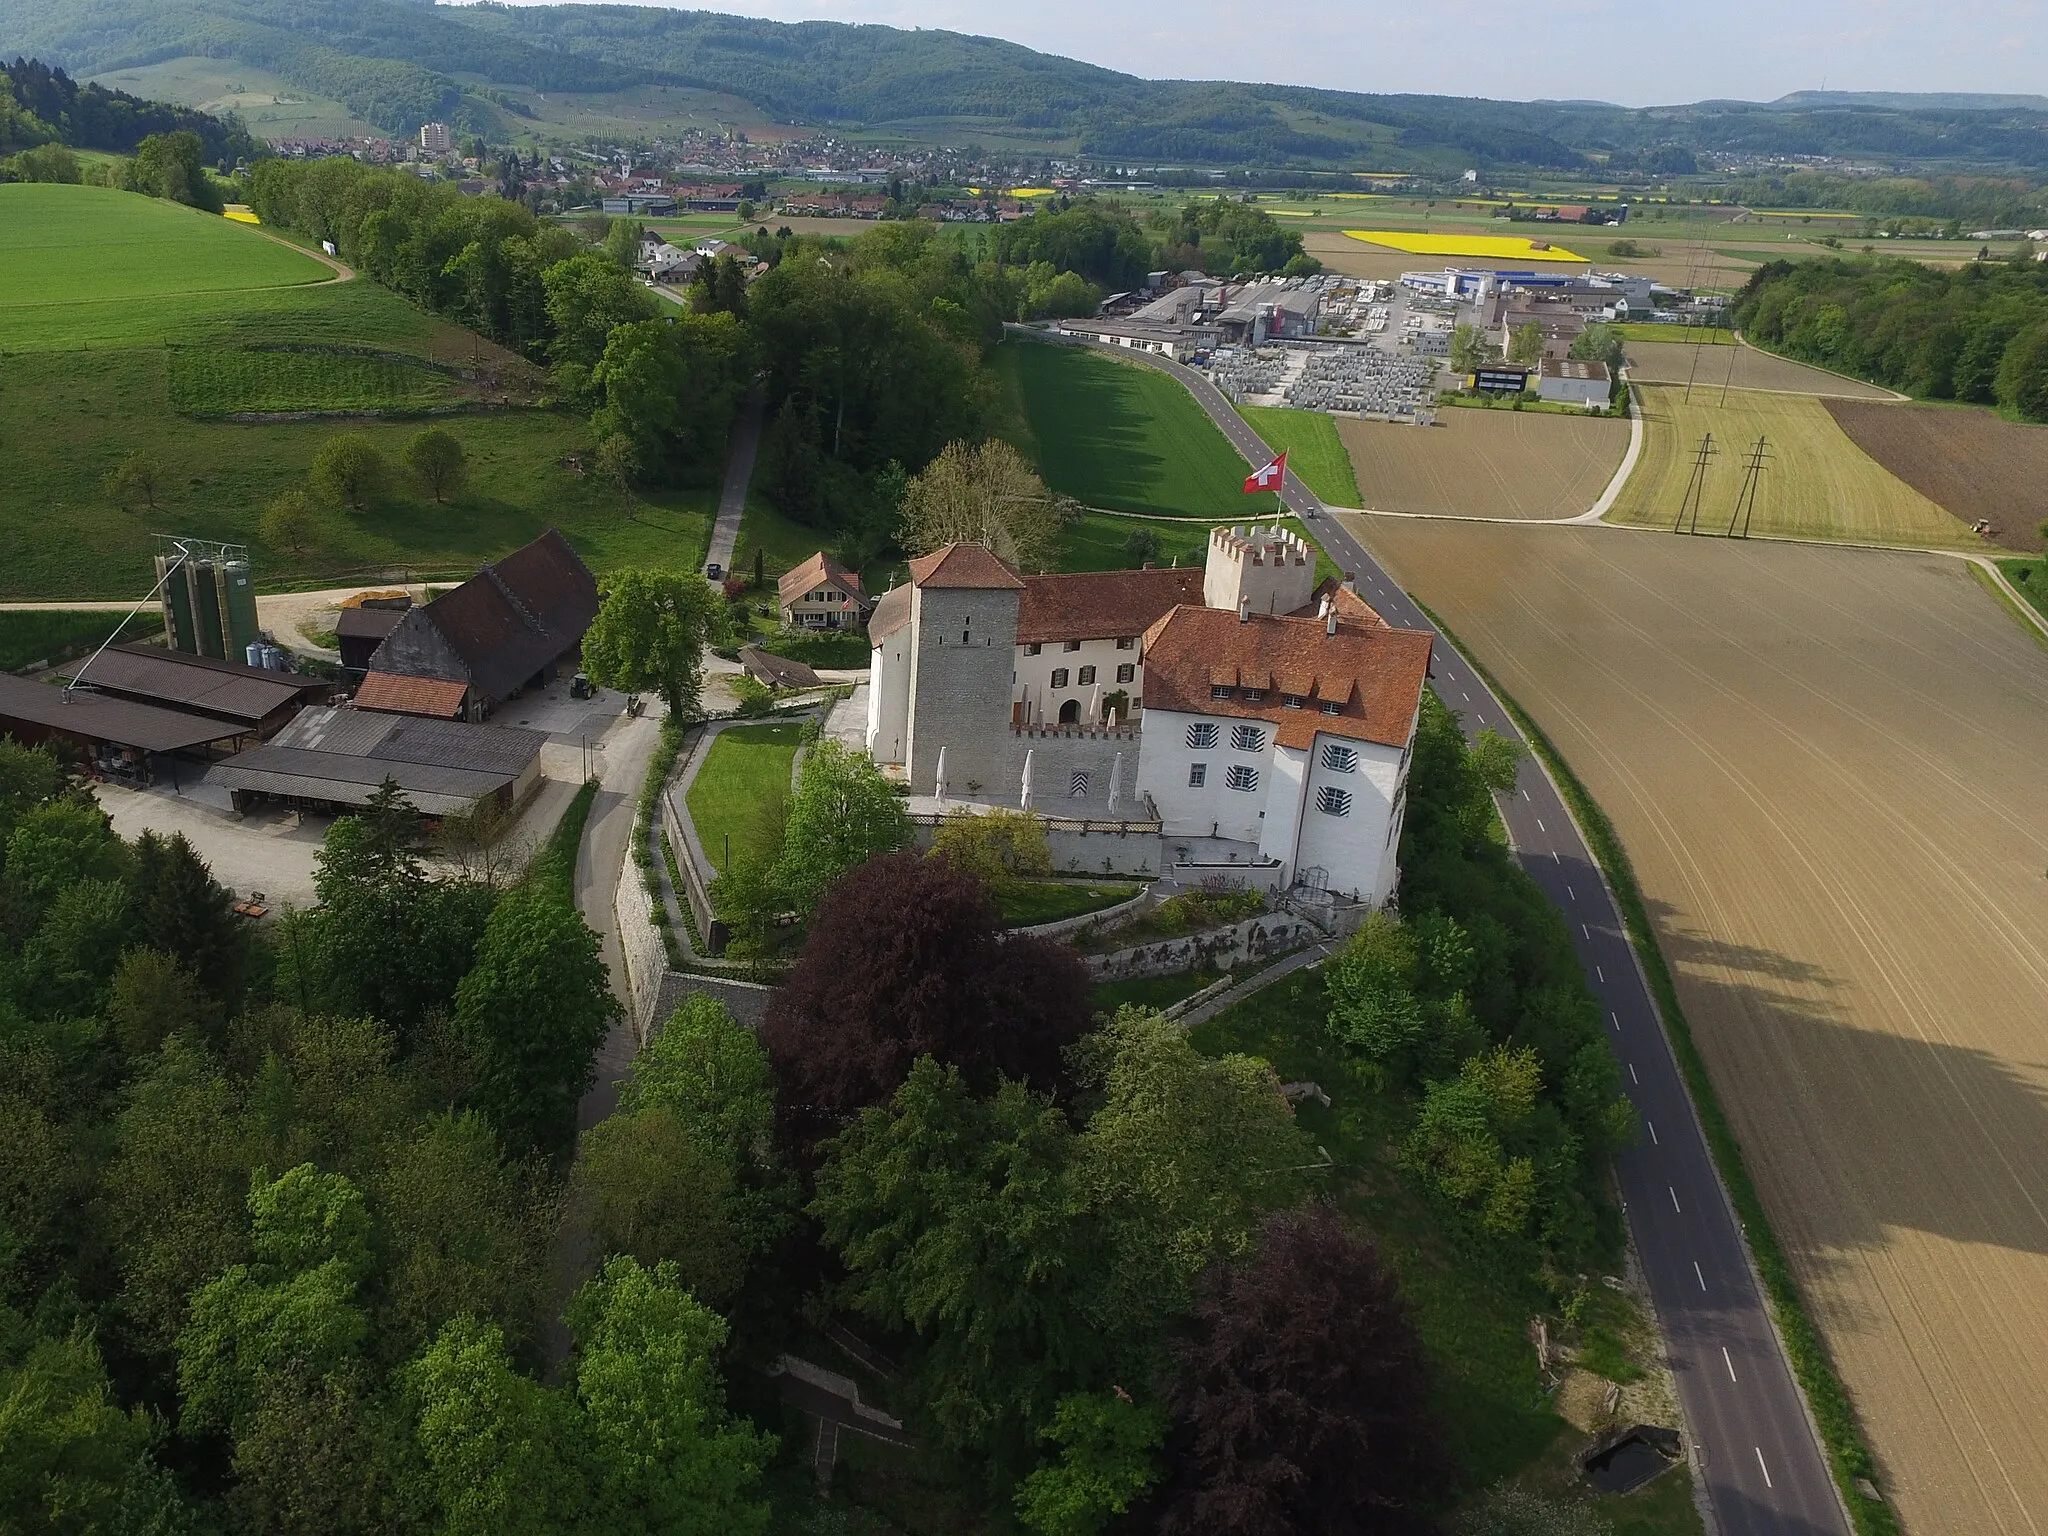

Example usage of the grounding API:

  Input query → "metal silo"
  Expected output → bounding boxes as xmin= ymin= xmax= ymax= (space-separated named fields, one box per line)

xmin=223 ymin=559 xmax=259 ymax=661
xmin=190 ymin=560 xmax=224 ymax=658
xmin=160 ymin=555 xmax=197 ymax=654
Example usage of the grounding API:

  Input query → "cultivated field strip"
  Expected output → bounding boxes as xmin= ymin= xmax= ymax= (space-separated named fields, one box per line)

xmin=1825 ymin=400 xmax=2048 ymax=555
xmin=1352 ymin=519 xmax=2048 ymax=1536
xmin=1337 ymin=409 xmax=1628 ymax=520
xmin=1622 ymin=342 xmax=1900 ymax=400
xmin=1608 ymin=385 xmax=1980 ymax=549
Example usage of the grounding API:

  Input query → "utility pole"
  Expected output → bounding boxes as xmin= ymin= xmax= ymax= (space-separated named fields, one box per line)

xmin=1726 ymin=435 xmax=1769 ymax=537
xmin=1673 ymin=433 xmax=1717 ymax=534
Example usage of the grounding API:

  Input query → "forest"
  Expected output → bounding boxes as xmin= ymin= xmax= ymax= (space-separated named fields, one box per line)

xmin=0 ymin=57 xmax=257 ymax=162
xmin=1733 ymin=253 xmax=2048 ymax=418
xmin=0 ymin=658 xmax=1629 ymax=1531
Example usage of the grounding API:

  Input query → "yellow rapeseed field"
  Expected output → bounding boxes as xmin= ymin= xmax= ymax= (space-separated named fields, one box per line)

xmin=1342 ymin=230 xmax=1589 ymax=262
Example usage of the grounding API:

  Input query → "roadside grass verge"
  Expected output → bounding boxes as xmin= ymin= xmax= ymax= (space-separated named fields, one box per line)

xmin=524 ymin=778 xmax=600 ymax=904
xmin=1993 ymin=557 xmax=2048 ymax=626
xmin=0 ymin=609 xmax=163 ymax=672
xmin=1236 ymin=403 xmax=1364 ymax=505
xmin=1417 ymin=601 xmax=1893 ymax=1536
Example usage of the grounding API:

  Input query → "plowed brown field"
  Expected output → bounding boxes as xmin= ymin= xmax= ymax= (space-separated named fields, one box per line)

xmin=1337 ymin=408 xmax=1628 ymax=519
xmin=1343 ymin=514 xmax=2048 ymax=1536
xmin=1623 ymin=341 xmax=1900 ymax=399
xmin=1826 ymin=401 xmax=2048 ymax=554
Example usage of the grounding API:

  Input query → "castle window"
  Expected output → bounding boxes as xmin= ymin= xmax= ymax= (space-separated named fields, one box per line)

xmin=1116 ymin=636 xmax=1135 ymax=650
xmin=1226 ymin=764 xmax=1259 ymax=792
xmin=1210 ymin=685 xmax=1235 ymax=701
xmin=1282 ymin=693 xmax=1307 ymax=710
xmin=1320 ymin=701 xmax=1343 ymax=716
xmin=1230 ymin=724 xmax=1265 ymax=753
xmin=1063 ymin=640 xmax=1082 ymax=652
xmin=1116 ymin=664 xmax=1134 ymax=684
xmin=1321 ymin=743 xmax=1358 ymax=773
xmin=1186 ymin=723 xmax=1219 ymax=749
xmin=1317 ymin=786 xmax=1353 ymax=817
xmin=1078 ymin=665 xmax=1096 ymax=685
xmin=1188 ymin=763 xmax=1207 ymax=787
xmin=1241 ymin=687 xmax=1267 ymax=704
xmin=1025 ymin=642 xmax=1042 ymax=656
xmin=1070 ymin=770 xmax=1090 ymax=797
xmin=1050 ymin=668 xmax=1069 ymax=688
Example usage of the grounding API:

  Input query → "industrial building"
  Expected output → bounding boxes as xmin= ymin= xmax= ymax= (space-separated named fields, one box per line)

xmin=57 ymin=644 xmax=332 ymax=740
xmin=1537 ymin=358 xmax=1613 ymax=408
xmin=205 ymin=706 xmax=545 ymax=819
xmin=366 ymin=529 xmax=599 ymax=721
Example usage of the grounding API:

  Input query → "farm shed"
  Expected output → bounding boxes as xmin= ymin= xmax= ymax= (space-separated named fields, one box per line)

xmin=367 ymin=528 xmax=599 ymax=720
xmin=353 ymin=671 xmax=469 ymax=720
xmin=336 ymin=600 xmax=411 ymax=673
xmin=0 ymin=670 xmax=244 ymax=782
xmin=56 ymin=643 xmax=332 ymax=739
xmin=204 ymin=705 xmax=544 ymax=819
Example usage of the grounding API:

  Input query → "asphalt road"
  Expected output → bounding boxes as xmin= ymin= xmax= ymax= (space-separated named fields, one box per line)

xmin=1058 ymin=334 xmax=1850 ymax=1536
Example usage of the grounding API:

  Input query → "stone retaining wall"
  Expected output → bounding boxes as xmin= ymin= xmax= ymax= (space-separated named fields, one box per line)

xmin=1084 ymin=913 xmax=1316 ymax=982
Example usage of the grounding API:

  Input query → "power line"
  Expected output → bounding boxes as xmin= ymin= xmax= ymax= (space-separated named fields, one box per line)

xmin=1673 ymin=432 xmax=1717 ymax=534
xmin=1726 ymin=435 xmax=1770 ymax=538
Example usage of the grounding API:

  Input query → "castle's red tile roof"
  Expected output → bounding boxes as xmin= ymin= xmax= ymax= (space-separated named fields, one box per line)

xmin=1016 ymin=566 xmax=1204 ymax=644
xmin=908 ymin=543 xmax=1024 ymax=591
xmin=1140 ymin=606 xmax=1431 ymax=751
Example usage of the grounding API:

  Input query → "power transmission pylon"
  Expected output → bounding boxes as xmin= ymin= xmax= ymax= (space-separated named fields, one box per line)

xmin=1673 ymin=432 xmax=1717 ymax=534
xmin=1726 ymin=435 xmax=1769 ymax=537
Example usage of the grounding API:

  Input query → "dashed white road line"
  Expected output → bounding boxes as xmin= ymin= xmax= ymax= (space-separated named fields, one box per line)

xmin=1755 ymin=1448 xmax=1773 ymax=1489
xmin=1610 ymin=1011 xmax=1621 ymax=1031
xmin=1669 ymin=1185 xmax=1683 ymax=1213
xmin=1647 ymin=1119 xmax=1659 ymax=1144
xmin=1723 ymin=1346 xmax=1738 ymax=1382
xmin=1596 ymin=965 xmax=1606 ymax=982
xmin=1629 ymin=1062 xmax=1639 ymax=1084
xmin=1695 ymin=1261 xmax=1708 ymax=1291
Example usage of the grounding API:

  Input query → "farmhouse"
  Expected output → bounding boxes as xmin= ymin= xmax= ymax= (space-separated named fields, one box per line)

xmin=367 ymin=529 xmax=599 ymax=721
xmin=777 ymin=552 xmax=870 ymax=630
xmin=865 ymin=528 xmax=1430 ymax=906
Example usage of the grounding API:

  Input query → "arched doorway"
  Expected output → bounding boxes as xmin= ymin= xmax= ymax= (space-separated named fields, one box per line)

xmin=1058 ymin=699 xmax=1081 ymax=724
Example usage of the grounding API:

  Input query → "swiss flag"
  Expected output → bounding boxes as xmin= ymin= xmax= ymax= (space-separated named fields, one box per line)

xmin=1243 ymin=452 xmax=1287 ymax=494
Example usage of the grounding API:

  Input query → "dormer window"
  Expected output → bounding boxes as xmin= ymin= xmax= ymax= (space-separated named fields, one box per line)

xmin=1240 ymin=688 xmax=1267 ymax=704
xmin=1210 ymin=685 xmax=1235 ymax=700
xmin=1281 ymin=693 xmax=1307 ymax=710
xmin=1319 ymin=701 xmax=1343 ymax=716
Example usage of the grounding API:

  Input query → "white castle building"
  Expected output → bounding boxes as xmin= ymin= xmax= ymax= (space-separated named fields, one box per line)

xmin=865 ymin=526 xmax=1432 ymax=907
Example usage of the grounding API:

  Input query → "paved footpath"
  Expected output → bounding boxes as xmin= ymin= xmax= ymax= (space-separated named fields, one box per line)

xmin=1041 ymin=331 xmax=1851 ymax=1536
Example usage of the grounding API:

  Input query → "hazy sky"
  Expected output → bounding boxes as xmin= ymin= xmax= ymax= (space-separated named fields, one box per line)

xmin=501 ymin=0 xmax=2047 ymax=107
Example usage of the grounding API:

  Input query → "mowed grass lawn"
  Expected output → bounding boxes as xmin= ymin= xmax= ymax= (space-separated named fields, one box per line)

xmin=1237 ymin=404 xmax=1364 ymax=506
xmin=0 ymin=184 xmax=331 ymax=341
xmin=687 ymin=723 xmax=804 ymax=881
xmin=0 ymin=348 xmax=714 ymax=597
xmin=1607 ymin=385 xmax=1978 ymax=548
xmin=999 ymin=340 xmax=1252 ymax=517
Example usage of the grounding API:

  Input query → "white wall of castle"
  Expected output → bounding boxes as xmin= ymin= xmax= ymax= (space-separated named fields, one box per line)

xmin=1202 ymin=525 xmax=1317 ymax=619
xmin=1014 ymin=636 xmax=1143 ymax=724
xmin=866 ymin=621 xmax=912 ymax=765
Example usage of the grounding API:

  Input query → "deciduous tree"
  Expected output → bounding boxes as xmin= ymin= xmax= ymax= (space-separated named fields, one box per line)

xmin=899 ymin=438 xmax=1062 ymax=572
xmin=1159 ymin=1207 xmax=1447 ymax=1536
xmin=773 ymin=739 xmax=910 ymax=910
xmin=260 ymin=487 xmax=319 ymax=558
xmin=455 ymin=883 xmax=615 ymax=1159
xmin=581 ymin=568 xmax=725 ymax=722
xmin=761 ymin=852 xmax=1092 ymax=1150
xmin=311 ymin=433 xmax=388 ymax=513
xmin=405 ymin=428 xmax=468 ymax=504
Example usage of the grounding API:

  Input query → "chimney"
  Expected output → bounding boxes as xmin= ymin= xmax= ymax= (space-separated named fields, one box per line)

xmin=1326 ymin=608 xmax=1338 ymax=637
xmin=1238 ymin=596 xmax=1250 ymax=624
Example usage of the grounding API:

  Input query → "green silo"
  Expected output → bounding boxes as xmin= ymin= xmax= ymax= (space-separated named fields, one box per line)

xmin=222 ymin=559 xmax=259 ymax=661
xmin=159 ymin=554 xmax=197 ymax=654
xmin=190 ymin=561 xmax=225 ymax=658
